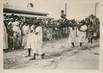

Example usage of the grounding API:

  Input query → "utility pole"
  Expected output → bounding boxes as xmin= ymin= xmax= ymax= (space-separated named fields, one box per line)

xmin=65 ymin=3 xmax=67 ymax=17
xmin=95 ymin=2 xmax=99 ymax=16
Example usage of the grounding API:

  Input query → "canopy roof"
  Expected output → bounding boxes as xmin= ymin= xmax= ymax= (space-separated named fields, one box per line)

xmin=3 ymin=8 xmax=48 ymax=16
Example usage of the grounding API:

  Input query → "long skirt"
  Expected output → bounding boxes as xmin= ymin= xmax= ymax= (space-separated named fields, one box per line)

xmin=77 ymin=31 xmax=87 ymax=43
xmin=22 ymin=35 xmax=28 ymax=49
xmin=26 ymin=33 xmax=43 ymax=54
xmin=67 ymin=31 xmax=76 ymax=47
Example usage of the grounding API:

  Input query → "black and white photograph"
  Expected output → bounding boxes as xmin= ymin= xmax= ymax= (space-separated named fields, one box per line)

xmin=1 ymin=0 xmax=103 ymax=70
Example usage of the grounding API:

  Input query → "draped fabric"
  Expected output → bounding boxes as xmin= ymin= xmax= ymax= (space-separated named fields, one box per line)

xmin=3 ymin=24 xmax=8 ymax=49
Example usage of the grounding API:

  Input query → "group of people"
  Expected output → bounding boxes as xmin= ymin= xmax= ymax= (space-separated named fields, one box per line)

xmin=22 ymin=21 xmax=45 ymax=60
xmin=3 ymin=15 xmax=45 ymax=60
xmin=21 ymin=10 xmax=88 ymax=60
xmin=3 ymin=10 xmax=99 ymax=60
xmin=68 ymin=23 xmax=88 ymax=47
xmin=12 ymin=18 xmax=45 ymax=60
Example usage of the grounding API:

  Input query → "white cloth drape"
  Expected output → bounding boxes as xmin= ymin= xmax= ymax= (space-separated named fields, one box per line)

xmin=3 ymin=24 xmax=8 ymax=49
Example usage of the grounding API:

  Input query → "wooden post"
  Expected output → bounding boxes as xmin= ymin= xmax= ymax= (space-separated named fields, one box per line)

xmin=65 ymin=3 xmax=67 ymax=17
xmin=95 ymin=2 xmax=99 ymax=16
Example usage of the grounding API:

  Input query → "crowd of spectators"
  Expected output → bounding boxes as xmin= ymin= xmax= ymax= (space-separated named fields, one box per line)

xmin=3 ymin=13 xmax=100 ymax=50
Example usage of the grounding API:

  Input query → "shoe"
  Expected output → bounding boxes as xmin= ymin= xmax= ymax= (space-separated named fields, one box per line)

xmin=29 ymin=57 xmax=36 ymax=60
xmin=80 ymin=42 xmax=82 ymax=47
xmin=28 ymin=48 xmax=31 ymax=57
xmin=72 ymin=42 xmax=75 ymax=47
xmin=29 ymin=53 xmax=36 ymax=60
xmin=25 ymin=55 xmax=31 ymax=57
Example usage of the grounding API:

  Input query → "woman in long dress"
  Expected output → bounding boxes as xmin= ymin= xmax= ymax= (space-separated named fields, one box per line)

xmin=77 ymin=24 xmax=87 ymax=47
xmin=26 ymin=24 xmax=37 ymax=58
xmin=22 ymin=22 xmax=29 ymax=49
xmin=29 ymin=22 xmax=44 ymax=60
xmin=26 ymin=25 xmax=32 ymax=57
xmin=68 ymin=26 xmax=77 ymax=47
xmin=35 ymin=24 xmax=43 ymax=55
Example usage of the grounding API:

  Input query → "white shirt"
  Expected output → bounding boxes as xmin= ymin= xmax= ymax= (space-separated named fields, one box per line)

xmin=22 ymin=25 xmax=29 ymax=34
xmin=12 ymin=21 xmax=20 ymax=33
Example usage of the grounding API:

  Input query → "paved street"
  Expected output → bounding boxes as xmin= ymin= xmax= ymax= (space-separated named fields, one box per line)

xmin=3 ymin=38 xmax=99 ymax=69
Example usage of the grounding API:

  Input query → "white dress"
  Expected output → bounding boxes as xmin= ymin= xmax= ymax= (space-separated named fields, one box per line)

xmin=67 ymin=27 xmax=77 ymax=47
xmin=26 ymin=25 xmax=37 ymax=53
xmin=26 ymin=26 xmax=43 ymax=54
xmin=34 ymin=26 xmax=43 ymax=54
xmin=26 ymin=31 xmax=36 ymax=50
xmin=22 ymin=25 xmax=29 ymax=48
xmin=77 ymin=25 xmax=87 ymax=43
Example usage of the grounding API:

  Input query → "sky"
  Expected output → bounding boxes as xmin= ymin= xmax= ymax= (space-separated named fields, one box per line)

xmin=4 ymin=0 xmax=101 ymax=20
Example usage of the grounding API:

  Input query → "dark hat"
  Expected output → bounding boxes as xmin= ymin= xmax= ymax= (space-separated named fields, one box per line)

xmin=61 ymin=10 xmax=64 ymax=12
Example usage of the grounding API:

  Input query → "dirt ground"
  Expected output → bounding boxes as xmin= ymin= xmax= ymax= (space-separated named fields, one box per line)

xmin=3 ymin=38 xmax=99 ymax=69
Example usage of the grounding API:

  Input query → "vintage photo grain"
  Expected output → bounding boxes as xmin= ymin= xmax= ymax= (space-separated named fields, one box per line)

xmin=1 ymin=0 xmax=103 ymax=71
